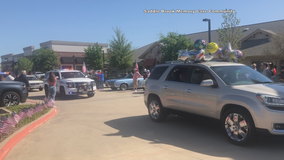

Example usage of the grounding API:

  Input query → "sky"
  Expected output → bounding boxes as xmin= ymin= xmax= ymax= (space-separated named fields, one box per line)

xmin=0 ymin=0 xmax=283 ymax=56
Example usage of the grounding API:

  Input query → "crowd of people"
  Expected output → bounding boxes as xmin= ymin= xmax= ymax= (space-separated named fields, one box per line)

xmin=252 ymin=62 xmax=283 ymax=82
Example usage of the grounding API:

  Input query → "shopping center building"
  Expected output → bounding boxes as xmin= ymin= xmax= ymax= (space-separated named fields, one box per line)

xmin=1 ymin=40 xmax=108 ymax=71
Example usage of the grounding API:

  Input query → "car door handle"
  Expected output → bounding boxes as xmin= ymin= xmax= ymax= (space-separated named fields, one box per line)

xmin=162 ymin=86 xmax=168 ymax=89
xmin=185 ymin=89 xmax=191 ymax=93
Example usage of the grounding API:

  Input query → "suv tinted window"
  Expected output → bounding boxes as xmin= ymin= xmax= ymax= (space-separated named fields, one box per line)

xmin=166 ymin=66 xmax=191 ymax=82
xmin=190 ymin=67 xmax=215 ymax=84
xmin=53 ymin=72 xmax=60 ymax=79
xmin=148 ymin=66 xmax=168 ymax=80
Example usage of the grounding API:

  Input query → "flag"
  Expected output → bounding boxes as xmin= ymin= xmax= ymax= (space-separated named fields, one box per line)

xmin=82 ymin=62 xmax=86 ymax=73
xmin=18 ymin=111 xmax=27 ymax=120
xmin=5 ymin=117 xmax=17 ymax=127
xmin=13 ymin=114 xmax=21 ymax=124
xmin=1 ymin=122 xmax=12 ymax=134
xmin=27 ymin=109 xmax=33 ymax=117
xmin=135 ymin=60 xmax=138 ymax=71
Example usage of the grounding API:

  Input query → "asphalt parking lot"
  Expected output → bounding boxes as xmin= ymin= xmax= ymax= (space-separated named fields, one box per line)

xmin=4 ymin=89 xmax=284 ymax=160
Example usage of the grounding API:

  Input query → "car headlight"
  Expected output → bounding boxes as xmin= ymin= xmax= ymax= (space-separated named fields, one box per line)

xmin=66 ymin=82 xmax=75 ymax=88
xmin=257 ymin=94 xmax=284 ymax=110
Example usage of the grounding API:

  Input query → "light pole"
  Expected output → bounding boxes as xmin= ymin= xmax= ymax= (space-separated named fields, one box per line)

xmin=203 ymin=18 xmax=211 ymax=43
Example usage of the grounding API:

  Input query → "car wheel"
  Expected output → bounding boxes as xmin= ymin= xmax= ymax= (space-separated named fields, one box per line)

xmin=39 ymin=88 xmax=43 ymax=91
xmin=111 ymin=87 xmax=117 ymax=91
xmin=1 ymin=91 xmax=20 ymax=107
xmin=221 ymin=108 xmax=255 ymax=146
xmin=44 ymin=85 xmax=49 ymax=97
xmin=60 ymin=86 xmax=66 ymax=99
xmin=147 ymin=97 xmax=167 ymax=122
xmin=87 ymin=93 xmax=95 ymax=97
xmin=120 ymin=83 xmax=128 ymax=91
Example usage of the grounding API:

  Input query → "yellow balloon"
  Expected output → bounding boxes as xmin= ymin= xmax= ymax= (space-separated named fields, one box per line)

xmin=206 ymin=42 xmax=219 ymax=53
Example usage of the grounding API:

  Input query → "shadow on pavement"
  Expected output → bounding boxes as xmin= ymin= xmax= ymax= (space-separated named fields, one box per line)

xmin=104 ymin=114 xmax=284 ymax=160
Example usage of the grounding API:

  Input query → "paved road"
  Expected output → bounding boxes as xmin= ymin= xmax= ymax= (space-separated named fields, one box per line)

xmin=5 ymin=89 xmax=284 ymax=160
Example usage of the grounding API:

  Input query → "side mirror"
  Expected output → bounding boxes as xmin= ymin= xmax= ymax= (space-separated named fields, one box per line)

xmin=85 ymin=75 xmax=88 ymax=78
xmin=200 ymin=79 xmax=214 ymax=87
xmin=55 ymin=76 xmax=59 ymax=79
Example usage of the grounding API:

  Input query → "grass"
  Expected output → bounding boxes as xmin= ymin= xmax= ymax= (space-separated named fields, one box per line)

xmin=0 ymin=104 xmax=51 ymax=143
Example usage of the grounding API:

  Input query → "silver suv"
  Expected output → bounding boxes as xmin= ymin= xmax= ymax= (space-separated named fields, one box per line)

xmin=144 ymin=61 xmax=284 ymax=145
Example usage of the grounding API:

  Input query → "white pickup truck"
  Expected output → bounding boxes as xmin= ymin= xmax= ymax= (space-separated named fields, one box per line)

xmin=43 ymin=69 xmax=96 ymax=98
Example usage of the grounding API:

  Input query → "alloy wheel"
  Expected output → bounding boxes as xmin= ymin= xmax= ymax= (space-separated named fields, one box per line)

xmin=4 ymin=93 xmax=19 ymax=106
xmin=225 ymin=113 xmax=249 ymax=142
xmin=149 ymin=100 xmax=160 ymax=119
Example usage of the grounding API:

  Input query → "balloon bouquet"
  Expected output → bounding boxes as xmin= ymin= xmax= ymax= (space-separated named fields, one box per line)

xmin=178 ymin=39 xmax=243 ymax=63
xmin=215 ymin=42 xmax=243 ymax=62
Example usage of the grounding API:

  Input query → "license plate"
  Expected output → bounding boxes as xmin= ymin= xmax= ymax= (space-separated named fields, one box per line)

xmin=82 ymin=91 xmax=87 ymax=94
xmin=31 ymin=85 xmax=39 ymax=88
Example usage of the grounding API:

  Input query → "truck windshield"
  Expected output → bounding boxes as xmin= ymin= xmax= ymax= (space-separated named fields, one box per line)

xmin=61 ymin=72 xmax=85 ymax=79
xmin=211 ymin=65 xmax=273 ymax=85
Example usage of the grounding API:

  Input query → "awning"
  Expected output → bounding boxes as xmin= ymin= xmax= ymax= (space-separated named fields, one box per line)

xmin=61 ymin=57 xmax=74 ymax=64
xmin=143 ymin=59 xmax=156 ymax=67
xmin=76 ymin=57 xmax=83 ymax=64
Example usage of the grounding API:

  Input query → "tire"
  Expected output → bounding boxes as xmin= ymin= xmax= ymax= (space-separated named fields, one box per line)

xmin=44 ymin=85 xmax=49 ymax=97
xmin=111 ymin=87 xmax=117 ymax=91
xmin=120 ymin=83 xmax=128 ymax=91
xmin=1 ymin=91 xmax=20 ymax=107
xmin=147 ymin=97 xmax=167 ymax=122
xmin=87 ymin=93 xmax=95 ymax=97
xmin=39 ymin=88 xmax=43 ymax=91
xmin=60 ymin=86 xmax=66 ymax=99
xmin=221 ymin=108 xmax=255 ymax=146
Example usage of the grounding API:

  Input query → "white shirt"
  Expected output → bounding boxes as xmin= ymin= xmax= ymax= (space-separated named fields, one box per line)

xmin=4 ymin=75 xmax=15 ymax=81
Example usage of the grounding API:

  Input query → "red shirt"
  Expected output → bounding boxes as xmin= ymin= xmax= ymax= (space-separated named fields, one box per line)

xmin=47 ymin=77 xmax=57 ymax=86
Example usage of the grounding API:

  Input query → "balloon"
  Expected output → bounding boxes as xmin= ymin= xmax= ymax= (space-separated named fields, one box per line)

xmin=232 ymin=50 xmax=243 ymax=58
xmin=206 ymin=42 xmax=218 ymax=53
xmin=194 ymin=39 xmax=206 ymax=50
xmin=178 ymin=50 xmax=188 ymax=60
xmin=195 ymin=50 xmax=205 ymax=61
xmin=215 ymin=48 xmax=223 ymax=59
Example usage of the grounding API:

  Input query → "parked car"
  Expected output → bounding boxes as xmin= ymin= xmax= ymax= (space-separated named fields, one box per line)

xmin=26 ymin=75 xmax=44 ymax=91
xmin=105 ymin=73 xmax=144 ymax=90
xmin=0 ymin=81 xmax=28 ymax=107
xmin=43 ymin=69 xmax=96 ymax=99
xmin=34 ymin=72 xmax=45 ymax=79
xmin=144 ymin=60 xmax=284 ymax=146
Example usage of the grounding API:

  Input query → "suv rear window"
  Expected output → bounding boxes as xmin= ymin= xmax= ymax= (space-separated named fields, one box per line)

xmin=148 ymin=66 xmax=168 ymax=80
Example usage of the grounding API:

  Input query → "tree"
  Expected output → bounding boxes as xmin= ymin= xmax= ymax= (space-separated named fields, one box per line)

xmin=217 ymin=10 xmax=242 ymax=50
xmin=31 ymin=48 xmax=60 ymax=73
xmin=263 ymin=33 xmax=284 ymax=60
xmin=159 ymin=32 xmax=194 ymax=62
xmin=107 ymin=27 xmax=134 ymax=70
xmin=17 ymin=57 xmax=33 ymax=73
xmin=83 ymin=44 xmax=103 ymax=70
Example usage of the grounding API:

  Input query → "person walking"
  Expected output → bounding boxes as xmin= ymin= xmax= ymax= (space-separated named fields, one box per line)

xmin=133 ymin=68 xmax=142 ymax=92
xmin=47 ymin=72 xmax=57 ymax=101
xmin=262 ymin=63 xmax=272 ymax=78
xmin=15 ymin=70 xmax=30 ymax=90
xmin=97 ymin=70 xmax=104 ymax=90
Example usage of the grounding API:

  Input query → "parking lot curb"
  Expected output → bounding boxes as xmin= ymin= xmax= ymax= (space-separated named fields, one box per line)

xmin=0 ymin=107 xmax=58 ymax=160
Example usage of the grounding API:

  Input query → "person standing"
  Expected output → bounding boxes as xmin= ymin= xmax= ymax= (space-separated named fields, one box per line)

xmin=15 ymin=70 xmax=30 ymax=89
xmin=251 ymin=63 xmax=257 ymax=70
xmin=4 ymin=72 xmax=15 ymax=81
xmin=47 ymin=72 xmax=57 ymax=101
xmin=262 ymin=63 xmax=272 ymax=78
xmin=97 ymin=70 xmax=104 ymax=90
xmin=133 ymin=68 xmax=142 ymax=92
